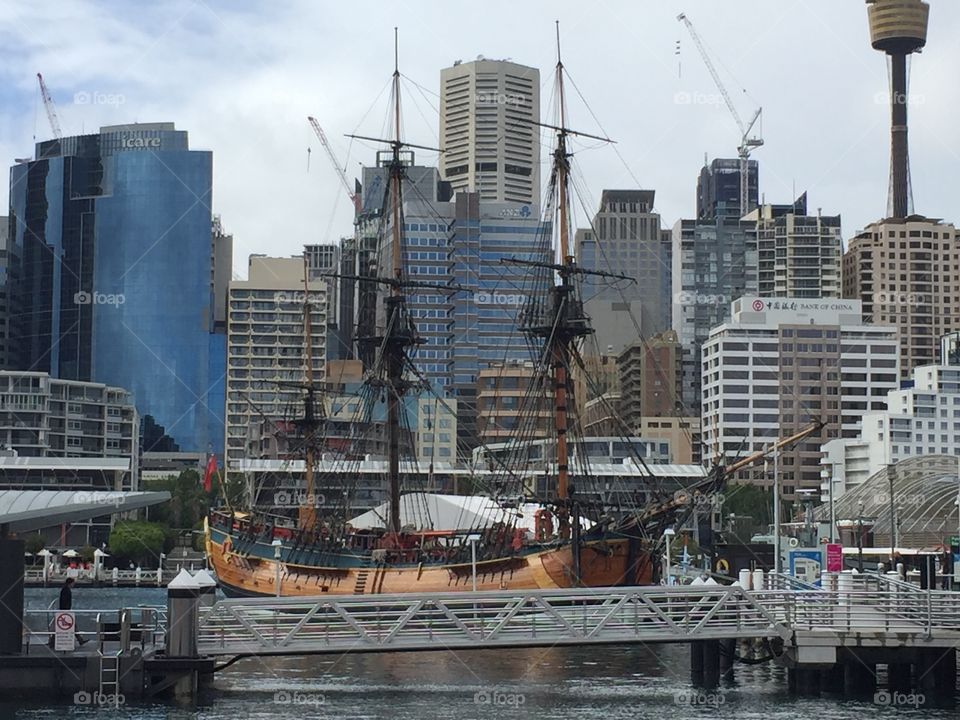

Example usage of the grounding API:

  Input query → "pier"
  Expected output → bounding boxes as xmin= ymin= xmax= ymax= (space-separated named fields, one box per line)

xmin=3 ymin=569 xmax=960 ymax=702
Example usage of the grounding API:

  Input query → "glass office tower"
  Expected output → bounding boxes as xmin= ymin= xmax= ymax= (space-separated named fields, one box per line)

xmin=7 ymin=123 xmax=228 ymax=455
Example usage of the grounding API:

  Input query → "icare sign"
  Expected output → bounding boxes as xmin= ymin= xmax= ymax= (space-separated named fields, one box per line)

xmin=120 ymin=136 xmax=161 ymax=149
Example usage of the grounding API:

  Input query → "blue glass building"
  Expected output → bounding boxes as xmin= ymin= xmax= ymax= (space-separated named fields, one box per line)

xmin=7 ymin=123 xmax=228 ymax=456
xmin=358 ymin=162 xmax=547 ymax=455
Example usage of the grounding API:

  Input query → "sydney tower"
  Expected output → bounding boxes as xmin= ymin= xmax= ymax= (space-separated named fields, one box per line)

xmin=866 ymin=0 xmax=930 ymax=218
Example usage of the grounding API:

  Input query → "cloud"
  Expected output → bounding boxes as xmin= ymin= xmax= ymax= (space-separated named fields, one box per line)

xmin=2 ymin=0 xmax=960 ymax=278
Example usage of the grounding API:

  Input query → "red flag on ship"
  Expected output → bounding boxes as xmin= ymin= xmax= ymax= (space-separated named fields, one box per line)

xmin=203 ymin=453 xmax=217 ymax=493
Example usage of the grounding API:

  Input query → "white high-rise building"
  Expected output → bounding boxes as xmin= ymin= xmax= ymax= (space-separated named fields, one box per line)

xmin=702 ymin=296 xmax=898 ymax=499
xmin=225 ymin=256 xmax=327 ymax=469
xmin=822 ymin=358 xmax=960 ymax=502
xmin=439 ymin=58 xmax=540 ymax=206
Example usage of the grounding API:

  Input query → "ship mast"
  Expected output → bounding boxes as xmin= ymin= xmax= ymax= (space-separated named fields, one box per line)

xmin=511 ymin=24 xmax=621 ymax=583
xmin=386 ymin=27 xmax=405 ymax=536
xmin=346 ymin=30 xmax=447 ymax=538
xmin=553 ymin=22 xmax=574 ymax=515
xmin=297 ymin=253 xmax=319 ymax=530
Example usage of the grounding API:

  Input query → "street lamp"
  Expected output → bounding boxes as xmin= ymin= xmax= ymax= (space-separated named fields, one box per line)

xmin=272 ymin=539 xmax=283 ymax=598
xmin=663 ymin=527 xmax=676 ymax=586
xmin=856 ymin=500 xmax=864 ymax=573
xmin=772 ymin=449 xmax=781 ymax=575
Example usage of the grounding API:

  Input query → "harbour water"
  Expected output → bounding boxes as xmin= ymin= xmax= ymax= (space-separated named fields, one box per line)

xmin=4 ymin=588 xmax=949 ymax=718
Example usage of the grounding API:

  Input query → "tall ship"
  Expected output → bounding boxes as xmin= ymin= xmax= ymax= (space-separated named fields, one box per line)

xmin=205 ymin=30 xmax=817 ymax=598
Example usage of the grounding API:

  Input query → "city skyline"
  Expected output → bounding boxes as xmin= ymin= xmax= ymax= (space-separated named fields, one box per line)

xmin=3 ymin=1 xmax=960 ymax=277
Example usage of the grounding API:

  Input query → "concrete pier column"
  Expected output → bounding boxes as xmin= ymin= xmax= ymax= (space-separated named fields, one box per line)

xmin=719 ymin=638 xmax=736 ymax=683
xmin=843 ymin=657 xmax=876 ymax=696
xmin=702 ymin=639 xmax=720 ymax=689
xmin=790 ymin=667 xmax=821 ymax=695
xmin=820 ymin=664 xmax=844 ymax=694
xmin=935 ymin=649 xmax=957 ymax=694
xmin=690 ymin=640 xmax=704 ymax=686
xmin=0 ymin=538 xmax=25 ymax=655
xmin=916 ymin=648 xmax=956 ymax=698
xmin=887 ymin=662 xmax=912 ymax=695
xmin=166 ymin=568 xmax=200 ymax=698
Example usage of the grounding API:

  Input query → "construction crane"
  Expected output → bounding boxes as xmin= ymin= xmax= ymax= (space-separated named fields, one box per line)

xmin=307 ymin=116 xmax=361 ymax=216
xmin=677 ymin=13 xmax=763 ymax=216
xmin=36 ymin=73 xmax=63 ymax=140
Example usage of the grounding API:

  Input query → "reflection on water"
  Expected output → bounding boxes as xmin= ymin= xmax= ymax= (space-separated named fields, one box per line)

xmin=6 ymin=588 xmax=954 ymax=719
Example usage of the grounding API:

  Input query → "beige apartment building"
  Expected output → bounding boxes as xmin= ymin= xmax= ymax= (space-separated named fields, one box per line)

xmin=225 ymin=256 xmax=327 ymax=469
xmin=439 ymin=58 xmax=540 ymax=205
xmin=843 ymin=216 xmax=959 ymax=378
xmin=476 ymin=361 xmax=552 ymax=446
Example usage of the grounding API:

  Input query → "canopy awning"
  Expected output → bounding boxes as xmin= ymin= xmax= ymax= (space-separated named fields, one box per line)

xmin=0 ymin=490 xmax=171 ymax=534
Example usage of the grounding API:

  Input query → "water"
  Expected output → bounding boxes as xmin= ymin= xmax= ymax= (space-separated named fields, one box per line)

xmin=4 ymin=588 xmax=951 ymax=718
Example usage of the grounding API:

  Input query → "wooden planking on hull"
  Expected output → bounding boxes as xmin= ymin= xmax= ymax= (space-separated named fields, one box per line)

xmin=206 ymin=533 xmax=656 ymax=598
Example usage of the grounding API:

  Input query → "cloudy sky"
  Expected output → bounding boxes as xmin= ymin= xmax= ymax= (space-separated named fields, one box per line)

xmin=3 ymin=0 xmax=959 ymax=276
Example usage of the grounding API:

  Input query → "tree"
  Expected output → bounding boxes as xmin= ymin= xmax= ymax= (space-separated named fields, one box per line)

xmin=79 ymin=544 xmax=96 ymax=563
xmin=108 ymin=521 xmax=166 ymax=567
xmin=24 ymin=534 xmax=45 ymax=555
xmin=145 ymin=469 xmax=212 ymax=530
xmin=722 ymin=483 xmax=774 ymax=542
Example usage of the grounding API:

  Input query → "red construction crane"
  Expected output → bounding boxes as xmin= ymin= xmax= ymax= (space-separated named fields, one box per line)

xmin=307 ymin=116 xmax=361 ymax=216
xmin=36 ymin=73 xmax=63 ymax=140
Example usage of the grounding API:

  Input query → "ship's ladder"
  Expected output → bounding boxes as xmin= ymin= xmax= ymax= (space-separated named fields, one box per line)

xmin=353 ymin=566 xmax=370 ymax=594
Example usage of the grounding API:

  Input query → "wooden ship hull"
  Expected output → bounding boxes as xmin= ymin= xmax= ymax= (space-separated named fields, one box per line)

xmin=205 ymin=520 xmax=655 ymax=597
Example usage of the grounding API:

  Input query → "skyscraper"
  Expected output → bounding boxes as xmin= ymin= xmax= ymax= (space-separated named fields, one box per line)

xmin=225 ymin=256 xmax=326 ymax=469
xmin=696 ymin=158 xmax=759 ymax=222
xmin=747 ymin=194 xmax=842 ymax=298
xmin=576 ymin=190 xmax=669 ymax=347
xmin=843 ymin=217 xmax=960 ymax=378
xmin=672 ymin=189 xmax=759 ymax=416
xmin=0 ymin=216 xmax=10 ymax=369
xmin=6 ymin=122 xmax=229 ymax=455
xmin=439 ymin=58 xmax=540 ymax=206
xmin=702 ymin=297 xmax=898 ymax=500
xmin=355 ymin=155 xmax=545 ymax=454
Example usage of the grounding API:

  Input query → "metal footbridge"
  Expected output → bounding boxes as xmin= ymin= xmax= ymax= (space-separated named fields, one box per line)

xmin=194 ymin=574 xmax=960 ymax=659
xmin=197 ymin=584 xmax=788 ymax=658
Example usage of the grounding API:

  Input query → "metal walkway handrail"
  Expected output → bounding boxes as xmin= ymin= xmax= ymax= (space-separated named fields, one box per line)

xmin=197 ymin=585 xmax=790 ymax=657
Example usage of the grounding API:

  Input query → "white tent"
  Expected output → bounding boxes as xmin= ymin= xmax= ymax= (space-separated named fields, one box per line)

xmin=348 ymin=493 xmax=593 ymax=533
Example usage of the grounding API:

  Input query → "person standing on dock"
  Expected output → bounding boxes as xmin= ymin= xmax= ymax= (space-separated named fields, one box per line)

xmin=57 ymin=578 xmax=86 ymax=645
xmin=58 ymin=577 xmax=74 ymax=611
